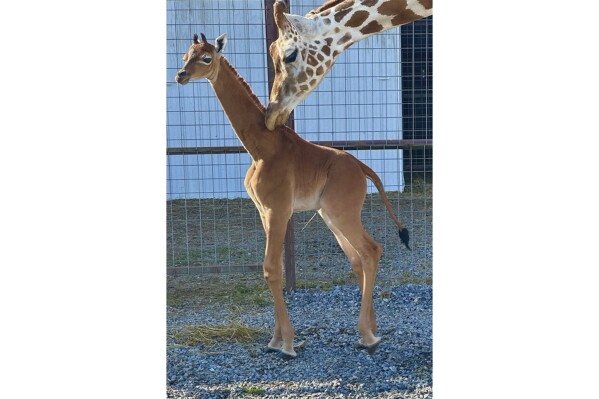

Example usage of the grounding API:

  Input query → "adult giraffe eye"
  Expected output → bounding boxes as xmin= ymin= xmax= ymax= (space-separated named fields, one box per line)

xmin=200 ymin=57 xmax=212 ymax=64
xmin=284 ymin=49 xmax=298 ymax=64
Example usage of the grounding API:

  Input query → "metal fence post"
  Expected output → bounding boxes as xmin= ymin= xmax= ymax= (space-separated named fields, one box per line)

xmin=264 ymin=0 xmax=296 ymax=292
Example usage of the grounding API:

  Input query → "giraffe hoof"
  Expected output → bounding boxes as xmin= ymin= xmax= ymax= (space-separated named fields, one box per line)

xmin=357 ymin=336 xmax=382 ymax=355
xmin=281 ymin=348 xmax=297 ymax=358
xmin=266 ymin=340 xmax=305 ymax=358
xmin=266 ymin=343 xmax=282 ymax=352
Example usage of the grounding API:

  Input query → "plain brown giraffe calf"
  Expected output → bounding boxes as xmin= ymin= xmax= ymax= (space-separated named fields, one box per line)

xmin=175 ymin=33 xmax=410 ymax=357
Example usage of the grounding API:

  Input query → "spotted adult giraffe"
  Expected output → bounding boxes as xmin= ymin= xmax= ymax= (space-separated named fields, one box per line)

xmin=175 ymin=33 xmax=410 ymax=357
xmin=265 ymin=0 xmax=432 ymax=130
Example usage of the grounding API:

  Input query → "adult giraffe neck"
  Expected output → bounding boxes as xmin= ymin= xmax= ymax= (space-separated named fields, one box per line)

xmin=312 ymin=0 xmax=433 ymax=49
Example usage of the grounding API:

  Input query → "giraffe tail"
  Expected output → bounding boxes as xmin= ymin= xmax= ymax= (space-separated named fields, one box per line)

xmin=357 ymin=160 xmax=411 ymax=250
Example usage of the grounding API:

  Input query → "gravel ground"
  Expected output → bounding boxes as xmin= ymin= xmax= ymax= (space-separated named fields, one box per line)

xmin=167 ymin=275 xmax=432 ymax=398
xmin=167 ymin=181 xmax=432 ymax=397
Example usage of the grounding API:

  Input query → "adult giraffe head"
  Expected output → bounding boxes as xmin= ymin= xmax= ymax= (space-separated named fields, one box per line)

xmin=175 ymin=33 xmax=228 ymax=84
xmin=265 ymin=0 xmax=326 ymax=130
xmin=264 ymin=0 xmax=432 ymax=130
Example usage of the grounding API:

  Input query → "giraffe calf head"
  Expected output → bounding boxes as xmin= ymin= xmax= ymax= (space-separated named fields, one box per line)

xmin=175 ymin=33 xmax=227 ymax=85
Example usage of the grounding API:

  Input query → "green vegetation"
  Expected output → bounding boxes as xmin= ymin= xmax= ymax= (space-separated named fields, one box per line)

xmin=398 ymin=270 xmax=432 ymax=285
xmin=241 ymin=386 xmax=265 ymax=395
xmin=167 ymin=246 xmax=257 ymax=267
xmin=167 ymin=276 xmax=272 ymax=307
xmin=295 ymin=272 xmax=354 ymax=290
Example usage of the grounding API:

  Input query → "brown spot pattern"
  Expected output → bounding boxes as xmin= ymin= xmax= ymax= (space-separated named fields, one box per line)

xmin=346 ymin=10 xmax=369 ymax=27
xmin=321 ymin=45 xmax=331 ymax=56
xmin=360 ymin=20 xmax=383 ymax=34
xmin=391 ymin=12 xmax=419 ymax=26
xmin=297 ymin=71 xmax=308 ymax=83
xmin=334 ymin=8 xmax=353 ymax=23
xmin=378 ymin=0 xmax=417 ymax=17
xmin=420 ymin=0 xmax=432 ymax=9
xmin=337 ymin=32 xmax=352 ymax=46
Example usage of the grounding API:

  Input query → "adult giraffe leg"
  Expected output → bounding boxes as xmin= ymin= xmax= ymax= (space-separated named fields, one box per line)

xmin=261 ymin=208 xmax=296 ymax=357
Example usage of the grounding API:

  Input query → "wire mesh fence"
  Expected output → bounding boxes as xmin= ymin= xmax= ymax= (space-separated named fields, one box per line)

xmin=166 ymin=0 xmax=432 ymax=284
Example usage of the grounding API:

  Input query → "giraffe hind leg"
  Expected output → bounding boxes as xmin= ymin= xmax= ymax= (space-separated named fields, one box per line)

xmin=320 ymin=209 xmax=377 ymax=335
xmin=319 ymin=208 xmax=382 ymax=349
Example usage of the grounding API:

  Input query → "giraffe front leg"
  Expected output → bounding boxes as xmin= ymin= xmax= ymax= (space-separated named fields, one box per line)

xmin=265 ymin=271 xmax=295 ymax=357
xmin=262 ymin=210 xmax=296 ymax=357
xmin=267 ymin=312 xmax=283 ymax=351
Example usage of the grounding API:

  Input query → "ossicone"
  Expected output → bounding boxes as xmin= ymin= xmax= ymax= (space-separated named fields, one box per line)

xmin=192 ymin=33 xmax=209 ymax=44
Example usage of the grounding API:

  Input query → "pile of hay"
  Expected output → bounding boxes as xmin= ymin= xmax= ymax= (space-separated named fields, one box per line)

xmin=170 ymin=321 xmax=267 ymax=348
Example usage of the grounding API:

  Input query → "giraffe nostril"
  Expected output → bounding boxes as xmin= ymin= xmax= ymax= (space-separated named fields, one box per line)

xmin=178 ymin=70 xmax=187 ymax=77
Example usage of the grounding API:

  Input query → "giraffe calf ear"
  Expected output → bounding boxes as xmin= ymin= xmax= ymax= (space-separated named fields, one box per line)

xmin=215 ymin=33 xmax=228 ymax=54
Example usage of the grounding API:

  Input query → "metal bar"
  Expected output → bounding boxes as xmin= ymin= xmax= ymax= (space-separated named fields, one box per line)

xmin=167 ymin=139 xmax=433 ymax=155
xmin=265 ymin=0 xmax=296 ymax=292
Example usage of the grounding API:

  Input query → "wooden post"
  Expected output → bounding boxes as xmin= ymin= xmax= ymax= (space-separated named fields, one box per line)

xmin=264 ymin=0 xmax=296 ymax=292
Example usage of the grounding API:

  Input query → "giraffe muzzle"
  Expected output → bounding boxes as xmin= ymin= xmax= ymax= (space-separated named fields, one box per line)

xmin=175 ymin=70 xmax=190 ymax=85
xmin=265 ymin=102 xmax=290 ymax=131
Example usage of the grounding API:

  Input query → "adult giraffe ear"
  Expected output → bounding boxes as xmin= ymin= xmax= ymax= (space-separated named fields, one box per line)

xmin=215 ymin=33 xmax=227 ymax=54
xmin=285 ymin=14 xmax=318 ymax=37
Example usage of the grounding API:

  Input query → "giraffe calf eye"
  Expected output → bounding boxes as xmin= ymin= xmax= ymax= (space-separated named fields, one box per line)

xmin=200 ymin=57 xmax=212 ymax=64
xmin=284 ymin=49 xmax=298 ymax=64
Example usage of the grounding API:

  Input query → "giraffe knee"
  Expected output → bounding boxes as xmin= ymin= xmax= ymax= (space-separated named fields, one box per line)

xmin=349 ymin=253 xmax=362 ymax=267
xmin=350 ymin=258 xmax=363 ymax=275
xmin=262 ymin=261 xmax=281 ymax=283
xmin=362 ymin=241 xmax=382 ymax=270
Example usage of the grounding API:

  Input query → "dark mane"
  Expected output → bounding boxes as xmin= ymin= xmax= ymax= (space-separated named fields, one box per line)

xmin=220 ymin=57 xmax=266 ymax=113
xmin=307 ymin=0 xmax=350 ymax=15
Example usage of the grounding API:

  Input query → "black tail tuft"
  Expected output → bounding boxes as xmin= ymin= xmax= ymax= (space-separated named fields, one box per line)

xmin=398 ymin=228 xmax=411 ymax=250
